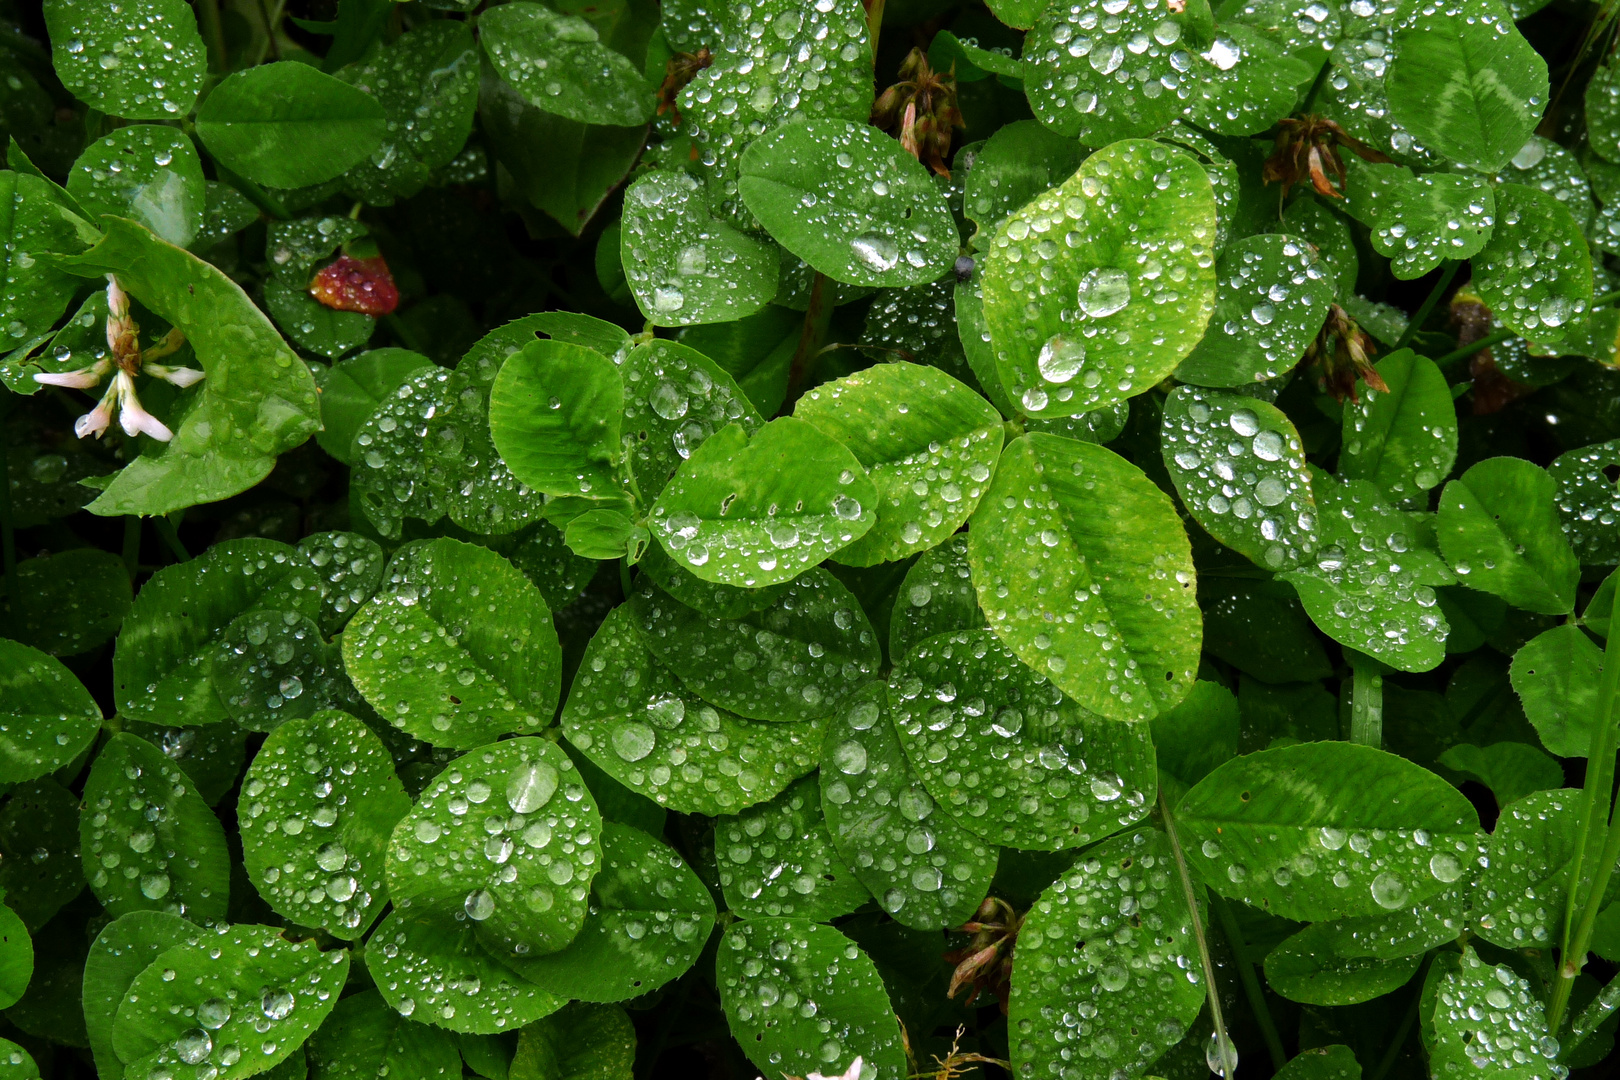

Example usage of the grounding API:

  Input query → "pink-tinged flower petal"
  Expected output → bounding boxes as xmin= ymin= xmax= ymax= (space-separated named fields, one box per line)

xmin=807 ymin=1058 xmax=863 ymax=1080
xmin=34 ymin=367 xmax=105 ymax=389
xmin=74 ymin=399 xmax=114 ymax=439
xmin=115 ymin=373 xmax=174 ymax=441
xmin=148 ymin=363 xmax=205 ymax=388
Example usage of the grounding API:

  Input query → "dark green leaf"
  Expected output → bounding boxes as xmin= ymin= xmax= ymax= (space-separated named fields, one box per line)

xmin=480 ymin=2 xmax=654 ymax=127
xmin=82 ymin=910 xmax=195 ymax=1080
xmin=716 ymin=774 xmax=868 ymax=920
xmin=305 ymin=989 xmax=462 ymax=1080
xmin=7 ymin=547 xmax=133 ymax=655
xmin=488 ymin=338 xmax=626 ymax=501
xmin=1549 ymin=439 xmax=1620 ymax=565
xmin=1338 ymin=349 xmax=1458 ymax=502
xmin=1437 ymin=457 xmax=1580 ymax=615
xmin=508 ymin=1002 xmax=634 ymax=1080
xmin=1264 ymin=924 xmax=1423 ymax=1005
xmin=67 ymin=126 xmax=205 ymax=247
xmin=42 ymin=0 xmax=206 ymax=121
xmin=0 ymin=638 xmax=101 ymax=783
xmin=1509 ymin=624 xmax=1604 ymax=757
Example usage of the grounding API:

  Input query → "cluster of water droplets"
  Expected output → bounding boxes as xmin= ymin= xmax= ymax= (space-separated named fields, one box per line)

xmin=1549 ymin=439 xmax=1620 ymax=563
xmin=238 ymin=712 xmax=405 ymax=935
xmin=1025 ymin=0 xmax=1195 ymax=130
xmin=1431 ymin=949 xmax=1564 ymax=1078
xmin=267 ymin=216 xmax=367 ymax=284
xmin=389 ymin=740 xmax=599 ymax=957
xmin=69 ymin=125 xmax=201 ymax=247
xmin=619 ymin=340 xmax=759 ymax=497
xmin=52 ymin=0 xmax=205 ymax=118
xmin=716 ymin=775 xmax=866 ymax=918
xmin=888 ymin=535 xmax=986 ymax=662
xmin=819 ymin=686 xmax=996 ymax=925
xmin=1371 ymin=174 xmax=1496 ymax=278
xmin=481 ymin=6 xmax=648 ymax=125
xmin=1472 ymin=790 xmax=1577 ymax=947
xmin=622 ymin=171 xmax=777 ymax=323
xmin=1320 ymin=34 xmax=1442 ymax=166
xmin=1502 ymin=136 xmax=1597 ymax=232
xmin=1481 ymin=189 xmax=1590 ymax=335
xmin=296 ymin=531 xmax=385 ymax=632
xmin=1225 ymin=0 xmax=1340 ymax=54
xmin=131 ymin=926 xmax=346 ymax=1080
xmin=676 ymin=0 xmax=872 ymax=224
xmin=368 ymin=910 xmax=561 ymax=1032
xmin=983 ymin=141 xmax=1214 ymax=416
xmin=1164 ymin=391 xmax=1317 ymax=570
xmin=633 ymin=570 xmax=880 ymax=723
xmin=84 ymin=738 xmax=219 ymax=915
xmin=208 ymin=610 xmax=337 ymax=731
xmin=562 ymin=607 xmax=825 ymax=815
xmin=352 ymin=367 xmax=453 ymax=539
xmin=1185 ymin=235 xmax=1331 ymax=385
xmin=339 ymin=22 xmax=477 ymax=202
xmin=859 ymin=279 xmax=972 ymax=382
xmin=889 ymin=630 xmax=1153 ymax=850
xmin=1011 ymin=830 xmax=1202 ymax=1079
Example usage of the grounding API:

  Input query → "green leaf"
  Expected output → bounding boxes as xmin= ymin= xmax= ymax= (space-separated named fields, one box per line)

xmin=560 ymin=605 xmax=826 ymax=814
xmin=42 ymin=0 xmax=206 ymax=120
xmin=305 ymin=989 xmax=462 ymax=1080
xmin=677 ymin=304 xmax=799 ymax=417
xmin=820 ymin=681 xmax=997 ymax=929
xmin=890 ymin=628 xmax=1156 ymax=850
xmin=1384 ymin=0 xmax=1548 ymax=173
xmin=0 ymin=638 xmax=101 ymax=783
xmin=335 ymin=21 xmax=480 ymax=205
xmin=968 ymin=433 xmax=1202 ymax=723
xmin=488 ymin=337 xmax=625 ymax=501
xmin=0 ymin=780 xmax=87 ymax=930
xmin=1264 ymin=924 xmax=1423 ymax=1005
xmin=1175 ymin=741 xmax=1481 ymax=921
xmin=1367 ymin=173 xmax=1496 ymax=280
xmin=508 ymin=1002 xmax=634 ymax=1080
xmin=1338 ymin=350 xmax=1458 ymax=502
xmin=1305 ymin=869 xmax=1479 ymax=963
xmin=1282 ymin=477 xmax=1455 ymax=673
xmin=620 ymin=170 xmax=779 ymax=326
xmin=631 ymin=569 xmax=880 ymax=723
xmin=1436 ymin=741 xmax=1563 ymax=810
xmin=1200 ymin=577 xmax=1334 ymax=685
xmin=1588 ymin=59 xmax=1620 ymax=165
xmin=196 ymin=63 xmax=388 ymax=189
xmin=0 ymin=1039 xmax=38 ymax=1079
xmin=1472 ymin=183 xmax=1595 ymax=344
xmin=562 ymin=510 xmax=642 ymax=561
xmin=55 ymin=219 xmax=323 ymax=516
xmin=887 ymin=534 xmax=985 ymax=665
xmin=648 ymin=419 xmax=878 ymax=588
xmin=0 ymin=903 xmax=32 ymax=1010
xmin=1550 ymin=440 xmax=1620 ymax=565
xmin=1509 ymin=624 xmax=1604 ymax=758
xmin=634 ymin=542 xmax=788 ymax=620
xmin=124 ymin=719 xmax=248 ymax=807
xmin=795 ymin=362 xmax=1002 ymax=566
xmin=717 ymin=918 xmax=905 ymax=1080
xmin=715 ymin=774 xmax=868 ymax=921
xmin=674 ymin=0 xmax=872 ymax=227
xmin=113 ymin=924 xmax=348 ymax=1080
xmin=961 ymin=120 xmax=1087 ymax=246
xmin=317 ymin=348 xmax=434 ymax=465
xmin=387 ymin=737 xmax=602 ymax=958
xmin=342 ymin=538 xmax=561 ymax=749
xmin=1023 ymin=2 xmax=1202 ymax=143
xmin=366 ymin=908 xmax=564 ymax=1035
xmin=265 ymin=276 xmax=376 ymax=360
xmin=1186 ymin=24 xmax=1314 ymax=137
xmin=476 ymin=73 xmax=646 ymax=236
xmin=737 ymin=119 xmax=956 ymax=288
xmin=207 ymin=609 xmax=350 ymax=732
xmin=1270 ymin=1045 xmax=1363 ymax=1080
xmin=83 ymin=911 xmax=195 ymax=1080
xmin=859 ymin=278 xmax=979 ymax=390
xmin=1437 ymin=457 xmax=1580 ymax=615
xmin=1471 ymin=788 xmax=1582 ymax=949
xmin=1150 ymin=680 xmax=1240 ymax=798
xmin=81 ymin=731 xmax=230 ymax=920
xmin=239 ymin=710 xmax=410 ymax=938
xmin=619 ymin=338 xmax=763 ymax=503
xmin=1276 ymin=195 xmax=1359 ymax=299
xmin=1174 ymin=233 xmax=1334 ymax=387
xmin=67 ymin=126 xmax=205 ymax=247
xmin=953 ymin=278 xmax=1019 ymax=418
xmin=1 ymin=171 xmax=98 ymax=350
xmin=500 ymin=821 xmax=713 ymax=1002
xmin=979 ymin=140 xmax=1217 ymax=418
xmin=114 ymin=538 xmax=324 ymax=726
xmin=480 ymin=2 xmax=654 ymax=127
xmin=267 ymin=214 xmax=369 ymax=285
xmin=1008 ymin=828 xmax=1205 ymax=1080
xmin=1162 ymin=387 xmax=1318 ymax=571
xmin=7 ymin=547 xmax=129 ymax=656
xmin=349 ymin=366 xmax=453 ymax=539
xmin=1421 ymin=947 xmax=1554 ymax=1076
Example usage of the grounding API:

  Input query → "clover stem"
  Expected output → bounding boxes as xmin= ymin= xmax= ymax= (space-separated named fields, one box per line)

xmin=1299 ymin=58 xmax=1333 ymax=114
xmin=1209 ymin=893 xmax=1285 ymax=1070
xmin=1157 ymin=791 xmax=1236 ymax=1076
xmin=865 ymin=0 xmax=886 ymax=66
xmin=785 ymin=272 xmax=834 ymax=410
xmin=1348 ymin=652 xmax=1383 ymax=748
xmin=1548 ymin=580 xmax=1620 ymax=1036
xmin=252 ymin=0 xmax=287 ymax=66
xmin=1567 ymin=966 xmax=1620 ymax=1060
xmin=154 ymin=514 xmax=189 ymax=563
xmin=619 ymin=557 xmax=634 ymax=601
xmin=197 ymin=0 xmax=228 ymax=73
xmin=1391 ymin=261 xmax=1459 ymax=352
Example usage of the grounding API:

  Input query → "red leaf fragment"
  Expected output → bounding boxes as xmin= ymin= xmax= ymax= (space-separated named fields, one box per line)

xmin=310 ymin=254 xmax=399 ymax=316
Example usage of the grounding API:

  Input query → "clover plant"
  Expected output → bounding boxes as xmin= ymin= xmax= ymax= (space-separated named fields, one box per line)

xmin=2 ymin=1 xmax=1620 ymax=1079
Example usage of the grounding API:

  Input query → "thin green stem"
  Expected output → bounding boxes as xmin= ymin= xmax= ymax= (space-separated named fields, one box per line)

xmin=1158 ymin=792 xmax=1237 ymax=1077
xmin=154 ymin=515 xmax=189 ymax=562
xmin=866 ymin=0 xmax=886 ymax=67
xmin=252 ymin=0 xmax=288 ymax=66
xmin=1209 ymin=894 xmax=1286 ymax=1071
xmin=1349 ymin=653 xmax=1384 ymax=748
xmin=1548 ymin=581 xmax=1620 ymax=1035
xmin=1366 ymin=953 xmax=1433 ymax=1080
xmin=619 ymin=558 xmax=634 ymax=601
xmin=1567 ymin=966 xmax=1620 ymax=1060
xmin=1300 ymin=58 xmax=1333 ymax=114
xmin=1392 ymin=261 xmax=1460 ymax=352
